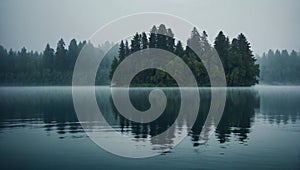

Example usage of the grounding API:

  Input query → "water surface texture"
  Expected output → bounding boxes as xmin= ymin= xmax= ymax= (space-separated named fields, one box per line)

xmin=0 ymin=86 xmax=299 ymax=169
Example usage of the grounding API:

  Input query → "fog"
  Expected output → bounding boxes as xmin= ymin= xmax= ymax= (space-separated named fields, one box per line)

xmin=0 ymin=0 xmax=299 ymax=55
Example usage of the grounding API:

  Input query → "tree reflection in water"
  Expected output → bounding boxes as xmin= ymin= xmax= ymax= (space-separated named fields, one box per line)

xmin=0 ymin=86 xmax=299 ymax=148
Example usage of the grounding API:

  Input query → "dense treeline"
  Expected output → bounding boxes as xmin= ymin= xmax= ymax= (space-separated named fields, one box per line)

xmin=0 ymin=39 xmax=114 ymax=85
xmin=110 ymin=24 xmax=259 ymax=86
xmin=257 ymin=50 xmax=300 ymax=84
xmin=0 ymin=24 xmax=260 ymax=86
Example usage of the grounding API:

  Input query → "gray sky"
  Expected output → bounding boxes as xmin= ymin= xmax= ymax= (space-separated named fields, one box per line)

xmin=0 ymin=0 xmax=299 ymax=55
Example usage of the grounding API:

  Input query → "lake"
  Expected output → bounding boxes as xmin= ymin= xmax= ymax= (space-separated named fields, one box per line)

xmin=0 ymin=86 xmax=299 ymax=169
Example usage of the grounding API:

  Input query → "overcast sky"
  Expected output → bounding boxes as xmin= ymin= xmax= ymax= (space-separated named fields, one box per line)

xmin=0 ymin=0 xmax=299 ymax=55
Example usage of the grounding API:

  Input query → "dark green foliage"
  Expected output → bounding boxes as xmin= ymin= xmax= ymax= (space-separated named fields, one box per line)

xmin=118 ymin=40 xmax=126 ymax=61
xmin=257 ymin=49 xmax=300 ymax=84
xmin=236 ymin=34 xmax=259 ymax=86
xmin=166 ymin=28 xmax=175 ymax=52
xmin=54 ymin=38 xmax=67 ymax=71
xmin=214 ymin=32 xmax=259 ymax=86
xmin=175 ymin=41 xmax=184 ymax=57
xmin=0 ymin=26 xmax=264 ymax=87
xmin=43 ymin=44 xmax=54 ymax=72
xmin=130 ymin=33 xmax=141 ymax=53
xmin=110 ymin=25 xmax=260 ymax=87
xmin=156 ymin=24 xmax=168 ymax=50
xmin=149 ymin=25 xmax=157 ymax=48
xmin=214 ymin=31 xmax=230 ymax=74
xmin=67 ymin=39 xmax=79 ymax=70
xmin=141 ymin=32 xmax=148 ymax=49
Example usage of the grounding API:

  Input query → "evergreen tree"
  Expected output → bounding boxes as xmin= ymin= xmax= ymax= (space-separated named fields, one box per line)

xmin=237 ymin=33 xmax=259 ymax=86
xmin=289 ymin=50 xmax=299 ymax=82
xmin=149 ymin=25 xmax=157 ymax=48
xmin=156 ymin=24 xmax=168 ymax=50
xmin=200 ymin=31 xmax=210 ymax=53
xmin=228 ymin=38 xmax=243 ymax=86
xmin=0 ymin=45 xmax=8 ymax=74
xmin=187 ymin=27 xmax=201 ymax=54
xmin=67 ymin=39 xmax=78 ymax=70
xmin=214 ymin=31 xmax=230 ymax=74
xmin=141 ymin=32 xmax=148 ymax=49
xmin=259 ymin=49 xmax=300 ymax=84
xmin=118 ymin=40 xmax=126 ymax=61
xmin=125 ymin=40 xmax=130 ymax=57
xmin=19 ymin=47 xmax=29 ymax=72
xmin=0 ymin=38 xmax=114 ymax=85
xmin=55 ymin=38 xmax=67 ymax=71
xmin=166 ymin=28 xmax=175 ymax=52
xmin=131 ymin=33 xmax=141 ymax=53
xmin=110 ymin=57 xmax=119 ymax=80
xmin=226 ymin=34 xmax=259 ymax=86
xmin=43 ymin=44 xmax=54 ymax=72
xmin=78 ymin=40 xmax=86 ymax=51
xmin=7 ymin=48 xmax=15 ymax=74
xmin=175 ymin=41 xmax=184 ymax=57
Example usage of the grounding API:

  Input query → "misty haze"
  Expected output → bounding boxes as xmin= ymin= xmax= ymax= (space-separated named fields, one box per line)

xmin=0 ymin=1 xmax=299 ymax=170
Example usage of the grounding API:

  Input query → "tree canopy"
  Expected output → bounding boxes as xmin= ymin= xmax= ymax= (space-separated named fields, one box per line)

xmin=110 ymin=24 xmax=260 ymax=87
xmin=3 ymin=24 xmax=297 ymax=87
xmin=257 ymin=49 xmax=300 ymax=84
xmin=0 ymin=39 xmax=115 ymax=85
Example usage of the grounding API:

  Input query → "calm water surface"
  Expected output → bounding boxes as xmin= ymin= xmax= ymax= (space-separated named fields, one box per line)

xmin=0 ymin=86 xmax=299 ymax=169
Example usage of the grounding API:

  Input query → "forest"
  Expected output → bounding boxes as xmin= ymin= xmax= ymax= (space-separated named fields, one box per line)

xmin=1 ymin=24 xmax=298 ymax=86
xmin=257 ymin=50 xmax=300 ymax=85
xmin=110 ymin=24 xmax=259 ymax=86
xmin=0 ymin=40 xmax=114 ymax=85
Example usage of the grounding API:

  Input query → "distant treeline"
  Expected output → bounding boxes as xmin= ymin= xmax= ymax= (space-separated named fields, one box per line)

xmin=0 ymin=40 xmax=114 ymax=85
xmin=110 ymin=24 xmax=259 ymax=86
xmin=257 ymin=50 xmax=300 ymax=85
xmin=6 ymin=24 xmax=298 ymax=87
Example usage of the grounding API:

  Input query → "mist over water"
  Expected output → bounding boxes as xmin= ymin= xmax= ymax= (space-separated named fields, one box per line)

xmin=0 ymin=86 xmax=299 ymax=169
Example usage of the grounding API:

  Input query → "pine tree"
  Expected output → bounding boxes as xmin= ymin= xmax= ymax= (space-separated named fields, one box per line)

xmin=166 ymin=28 xmax=175 ymax=52
xmin=131 ymin=33 xmax=141 ymax=53
xmin=0 ymin=45 xmax=8 ymax=74
xmin=67 ymin=39 xmax=78 ymax=70
xmin=156 ymin=24 xmax=168 ymax=50
xmin=289 ymin=50 xmax=298 ymax=82
xmin=185 ymin=27 xmax=212 ymax=86
xmin=7 ymin=48 xmax=15 ymax=74
xmin=187 ymin=27 xmax=201 ymax=52
xmin=19 ymin=47 xmax=29 ymax=72
xmin=149 ymin=25 xmax=157 ymax=48
xmin=78 ymin=40 xmax=86 ymax=51
xmin=175 ymin=41 xmax=184 ymax=57
xmin=200 ymin=31 xmax=210 ymax=53
xmin=110 ymin=57 xmax=119 ymax=80
xmin=55 ymin=38 xmax=67 ymax=71
xmin=43 ymin=44 xmax=54 ymax=72
xmin=228 ymin=38 xmax=242 ymax=86
xmin=141 ymin=32 xmax=148 ymax=49
xmin=125 ymin=40 xmax=130 ymax=57
xmin=118 ymin=40 xmax=126 ymax=61
xmin=214 ymin=31 xmax=230 ymax=75
xmin=237 ymin=33 xmax=259 ymax=86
